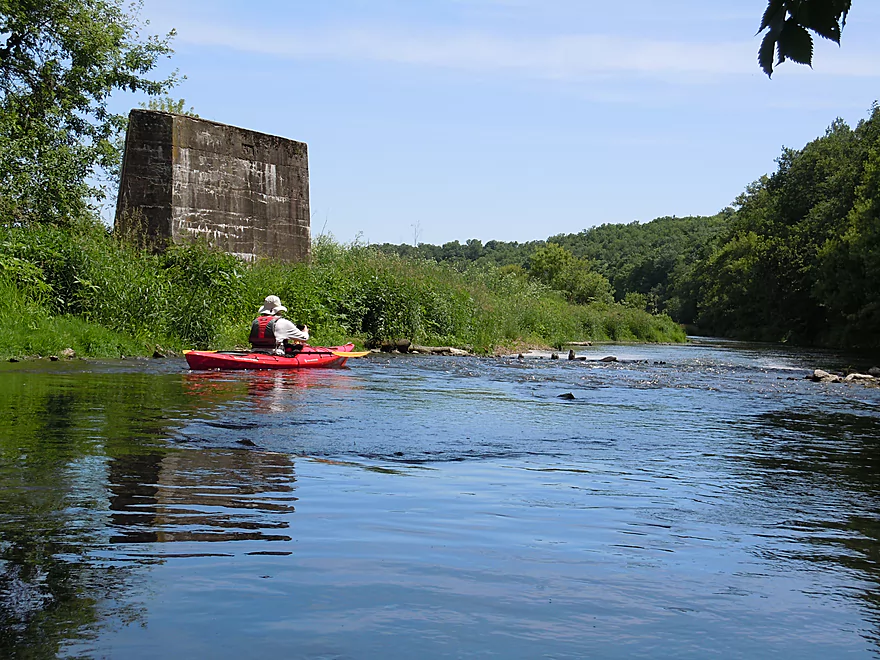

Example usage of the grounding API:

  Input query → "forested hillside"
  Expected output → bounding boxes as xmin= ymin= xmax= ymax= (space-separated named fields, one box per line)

xmin=375 ymin=104 xmax=880 ymax=349
xmin=547 ymin=213 xmax=732 ymax=322
xmin=699 ymin=106 xmax=880 ymax=347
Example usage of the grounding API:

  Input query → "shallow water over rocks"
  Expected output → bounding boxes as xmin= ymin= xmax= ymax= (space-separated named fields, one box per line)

xmin=1 ymin=338 xmax=880 ymax=658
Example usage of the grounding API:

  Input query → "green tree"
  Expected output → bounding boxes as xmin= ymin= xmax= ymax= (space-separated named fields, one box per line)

xmin=696 ymin=231 xmax=775 ymax=338
xmin=528 ymin=243 xmax=614 ymax=305
xmin=0 ymin=0 xmax=178 ymax=226
xmin=622 ymin=292 xmax=648 ymax=311
xmin=815 ymin=127 xmax=880 ymax=345
xmin=529 ymin=243 xmax=572 ymax=285
xmin=695 ymin=106 xmax=880 ymax=347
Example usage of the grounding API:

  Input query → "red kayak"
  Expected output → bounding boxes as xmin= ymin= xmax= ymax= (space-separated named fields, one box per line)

xmin=184 ymin=343 xmax=361 ymax=370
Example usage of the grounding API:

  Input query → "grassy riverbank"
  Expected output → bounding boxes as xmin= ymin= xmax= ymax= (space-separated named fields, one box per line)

xmin=0 ymin=221 xmax=685 ymax=359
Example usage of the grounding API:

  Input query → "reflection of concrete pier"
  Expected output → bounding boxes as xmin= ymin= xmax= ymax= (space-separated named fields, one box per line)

xmin=108 ymin=449 xmax=297 ymax=545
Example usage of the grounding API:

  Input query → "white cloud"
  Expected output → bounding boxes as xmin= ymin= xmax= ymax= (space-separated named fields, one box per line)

xmin=175 ymin=23 xmax=757 ymax=79
xmin=174 ymin=21 xmax=880 ymax=82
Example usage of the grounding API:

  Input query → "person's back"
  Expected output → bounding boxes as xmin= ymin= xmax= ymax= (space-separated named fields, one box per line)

xmin=249 ymin=314 xmax=280 ymax=350
xmin=249 ymin=295 xmax=309 ymax=355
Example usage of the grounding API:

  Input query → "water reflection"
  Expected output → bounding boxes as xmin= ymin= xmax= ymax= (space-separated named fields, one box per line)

xmin=743 ymin=406 xmax=880 ymax=651
xmin=108 ymin=449 xmax=297 ymax=546
xmin=0 ymin=363 xmax=310 ymax=656
xmin=182 ymin=368 xmax=356 ymax=415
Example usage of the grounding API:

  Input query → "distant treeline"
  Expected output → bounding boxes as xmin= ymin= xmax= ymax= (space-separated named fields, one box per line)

xmin=375 ymin=104 xmax=880 ymax=349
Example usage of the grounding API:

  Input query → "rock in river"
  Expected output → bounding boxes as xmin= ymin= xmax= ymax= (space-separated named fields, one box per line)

xmin=809 ymin=369 xmax=841 ymax=383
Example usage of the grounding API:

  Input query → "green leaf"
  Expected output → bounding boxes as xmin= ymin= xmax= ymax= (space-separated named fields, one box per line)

xmin=759 ymin=31 xmax=777 ymax=76
xmin=777 ymin=20 xmax=813 ymax=66
xmin=801 ymin=0 xmax=844 ymax=43
xmin=759 ymin=0 xmax=786 ymax=32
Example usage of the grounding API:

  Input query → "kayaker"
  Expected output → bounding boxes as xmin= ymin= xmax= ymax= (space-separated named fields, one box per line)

xmin=249 ymin=295 xmax=309 ymax=355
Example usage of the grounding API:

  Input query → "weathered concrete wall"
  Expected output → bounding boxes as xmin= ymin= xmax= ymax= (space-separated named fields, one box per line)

xmin=115 ymin=111 xmax=174 ymax=244
xmin=115 ymin=110 xmax=310 ymax=261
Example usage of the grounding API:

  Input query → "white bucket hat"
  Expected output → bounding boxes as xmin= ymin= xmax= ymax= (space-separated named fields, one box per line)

xmin=258 ymin=295 xmax=287 ymax=315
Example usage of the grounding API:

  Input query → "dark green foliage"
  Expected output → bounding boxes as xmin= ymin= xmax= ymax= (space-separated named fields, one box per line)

xmin=0 ymin=0 xmax=177 ymax=225
xmin=0 ymin=220 xmax=97 ymax=314
xmin=815 ymin=143 xmax=880 ymax=344
xmin=376 ymin=213 xmax=730 ymax=326
xmin=373 ymin=237 xmax=545 ymax=269
xmin=758 ymin=0 xmax=851 ymax=76
xmin=547 ymin=214 xmax=731 ymax=322
xmin=696 ymin=105 xmax=880 ymax=347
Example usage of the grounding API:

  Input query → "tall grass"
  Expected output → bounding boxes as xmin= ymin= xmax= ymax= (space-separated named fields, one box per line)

xmin=0 ymin=222 xmax=685 ymax=358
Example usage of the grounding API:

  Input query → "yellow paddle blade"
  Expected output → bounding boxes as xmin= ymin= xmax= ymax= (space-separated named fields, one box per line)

xmin=331 ymin=350 xmax=371 ymax=358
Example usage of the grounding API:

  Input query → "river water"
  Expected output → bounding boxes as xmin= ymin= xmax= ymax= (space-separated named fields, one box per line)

xmin=1 ymin=338 xmax=880 ymax=658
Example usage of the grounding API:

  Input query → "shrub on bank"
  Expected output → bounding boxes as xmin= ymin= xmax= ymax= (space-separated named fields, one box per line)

xmin=0 ymin=222 xmax=685 ymax=357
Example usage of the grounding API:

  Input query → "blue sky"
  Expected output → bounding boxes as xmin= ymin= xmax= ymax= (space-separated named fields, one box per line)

xmin=114 ymin=0 xmax=880 ymax=246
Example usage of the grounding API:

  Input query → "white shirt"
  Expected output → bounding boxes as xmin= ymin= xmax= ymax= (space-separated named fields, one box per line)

xmin=271 ymin=317 xmax=309 ymax=343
